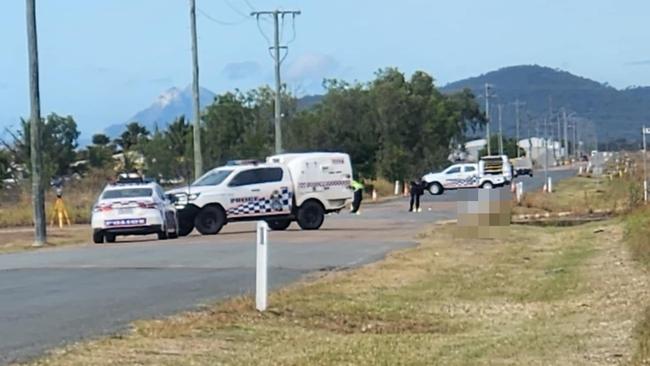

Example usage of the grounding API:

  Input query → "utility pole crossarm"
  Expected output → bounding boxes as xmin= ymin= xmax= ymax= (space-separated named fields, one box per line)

xmin=251 ymin=9 xmax=301 ymax=154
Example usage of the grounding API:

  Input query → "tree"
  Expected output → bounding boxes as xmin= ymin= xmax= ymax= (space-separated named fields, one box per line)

xmin=92 ymin=133 xmax=111 ymax=146
xmin=12 ymin=113 xmax=80 ymax=180
xmin=0 ymin=149 xmax=11 ymax=181
xmin=141 ymin=117 xmax=193 ymax=181
xmin=479 ymin=135 xmax=524 ymax=158
xmin=88 ymin=133 xmax=114 ymax=169
xmin=113 ymin=122 xmax=149 ymax=171
xmin=114 ymin=122 xmax=149 ymax=152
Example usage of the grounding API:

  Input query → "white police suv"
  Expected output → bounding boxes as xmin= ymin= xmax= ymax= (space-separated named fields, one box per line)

xmin=422 ymin=163 xmax=506 ymax=195
xmin=91 ymin=174 xmax=179 ymax=243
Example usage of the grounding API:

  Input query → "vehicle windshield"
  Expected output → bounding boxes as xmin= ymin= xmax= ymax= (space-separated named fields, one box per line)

xmin=102 ymin=188 xmax=152 ymax=199
xmin=192 ymin=169 xmax=233 ymax=187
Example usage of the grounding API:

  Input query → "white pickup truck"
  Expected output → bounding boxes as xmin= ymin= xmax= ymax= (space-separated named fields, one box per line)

xmin=422 ymin=163 xmax=506 ymax=195
xmin=167 ymin=152 xmax=354 ymax=236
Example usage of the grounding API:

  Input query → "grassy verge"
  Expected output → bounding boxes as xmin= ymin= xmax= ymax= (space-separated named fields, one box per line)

xmin=29 ymin=220 xmax=648 ymax=365
xmin=0 ymin=225 xmax=90 ymax=253
xmin=513 ymin=175 xmax=641 ymax=216
xmin=624 ymin=206 xmax=650 ymax=364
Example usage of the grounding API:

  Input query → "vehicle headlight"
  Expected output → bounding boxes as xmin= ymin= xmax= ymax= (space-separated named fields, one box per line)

xmin=188 ymin=193 xmax=200 ymax=201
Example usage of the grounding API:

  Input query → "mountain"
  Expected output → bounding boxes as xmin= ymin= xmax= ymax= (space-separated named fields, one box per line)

xmin=441 ymin=65 xmax=649 ymax=143
xmin=105 ymin=86 xmax=216 ymax=137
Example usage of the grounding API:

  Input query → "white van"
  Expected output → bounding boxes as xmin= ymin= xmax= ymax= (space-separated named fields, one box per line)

xmin=479 ymin=155 xmax=513 ymax=183
xmin=168 ymin=152 xmax=354 ymax=236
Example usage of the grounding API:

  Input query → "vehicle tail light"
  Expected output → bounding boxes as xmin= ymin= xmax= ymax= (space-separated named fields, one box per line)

xmin=138 ymin=201 xmax=158 ymax=209
xmin=93 ymin=203 xmax=113 ymax=212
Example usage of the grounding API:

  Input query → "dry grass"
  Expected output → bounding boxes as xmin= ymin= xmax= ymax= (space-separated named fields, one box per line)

xmin=513 ymin=175 xmax=639 ymax=216
xmin=624 ymin=206 xmax=650 ymax=364
xmin=0 ymin=170 xmax=112 ymax=228
xmin=27 ymin=220 xmax=649 ymax=366
xmin=0 ymin=225 xmax=90 ymax=253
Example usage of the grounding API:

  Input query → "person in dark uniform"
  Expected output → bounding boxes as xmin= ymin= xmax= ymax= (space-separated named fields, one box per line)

xmin=409 ymin=179 xmax=425 ymax=212
xmin=350 ymin=179 xmax=364 ymax=214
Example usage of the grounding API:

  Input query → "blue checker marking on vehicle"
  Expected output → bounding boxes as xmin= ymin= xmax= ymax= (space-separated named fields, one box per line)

xmin=227 ymin=187 xmax=292 ymax=216
xmin=448 ymin=176 xmax=480 ymax=187
xmin=105 ymin=218 xmax=146 ymax=226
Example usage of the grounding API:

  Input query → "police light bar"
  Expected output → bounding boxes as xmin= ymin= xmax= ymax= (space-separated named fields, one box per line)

xmin=115 ymin=172 xmax=152 ymax=185
xmin=225 ymin=159 xmax=262 ymax=166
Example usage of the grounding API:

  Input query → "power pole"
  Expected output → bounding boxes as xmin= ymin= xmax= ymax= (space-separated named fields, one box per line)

xmin=189 ymin=0 xmax=203 ymax=180
xmin=562 ymin=109 xmax=569 ymax=160
xmin=544 ymin=117 xmax=549 ymax=185
xmin=26 ymin=0 xmax=46 ymax=246
xmin=497 ymin=104 xmax=504 ymax=156
xmin=484 ymin=83 xmax=492 ymax=155
xmin=251 ymin=9 xmax=301 ymax=154
xmin=514 ymin=98 xmax=530 ymax=157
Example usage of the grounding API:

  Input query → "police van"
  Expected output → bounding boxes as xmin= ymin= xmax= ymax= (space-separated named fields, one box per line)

xmin=168 ymin=152 xmax=354 ymax=236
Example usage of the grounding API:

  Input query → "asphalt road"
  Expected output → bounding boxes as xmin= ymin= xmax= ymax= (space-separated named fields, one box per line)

xmin=0 ymin=168 xmax=575 ymax=365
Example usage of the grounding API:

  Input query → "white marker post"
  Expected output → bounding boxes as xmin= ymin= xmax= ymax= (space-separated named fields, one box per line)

xmin=394 ymin=180 xmax=400 ymax=196
xmin=547 ymin=176 xmax=553 ymax=193
xmin=256 ymin=221 xmax=269 ymax=311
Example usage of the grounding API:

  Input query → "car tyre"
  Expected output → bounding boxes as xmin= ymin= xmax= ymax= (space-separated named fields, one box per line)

xmin=428 ymin=182 xmax=443 ymax=195
xmin=194 ymin=206 xmax=226 ymax=235
xmin=158 ymin=230 xmax=168 ymax=240
xmin=267 ymin=219 xmax=291 ymax=231
xmin=296 ymin=200 xmax=325 ymax=230
xmin=105 ymin=233 xmax=116 ymax=243
xmin=481 ymin=181 xmax=494 ymax=189
xmin=92 ymin=230 xmax=104 ymax=244
xmin=178 ymin=220 xmax=194 ymax=237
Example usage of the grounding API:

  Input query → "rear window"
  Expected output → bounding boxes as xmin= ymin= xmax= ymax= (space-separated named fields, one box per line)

xmin=102 ymin=188 xmax=152 ymax=199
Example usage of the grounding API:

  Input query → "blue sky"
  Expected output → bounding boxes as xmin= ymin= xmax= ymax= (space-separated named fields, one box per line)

xmin=2 ymin=0 xmax=650 ymax=138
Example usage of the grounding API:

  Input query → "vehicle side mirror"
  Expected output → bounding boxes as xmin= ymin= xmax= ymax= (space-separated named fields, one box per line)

xmin=165 ymin=193 xmax=177 ymax=203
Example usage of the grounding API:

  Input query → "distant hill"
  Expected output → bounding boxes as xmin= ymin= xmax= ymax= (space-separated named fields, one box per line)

xmin=105 ymin=86 xmax=216 ymax=137
xmin=108 ymin=66 xmax=648 ymax=145
xmin=441 ymin=65 xmax=648 ymax=143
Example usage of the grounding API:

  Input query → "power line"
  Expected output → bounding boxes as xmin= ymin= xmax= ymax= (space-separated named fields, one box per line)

xmin=198 ymin=8 xmax=248 ymax=26
xmin=250 ymin=9 xmax=301 ymax=154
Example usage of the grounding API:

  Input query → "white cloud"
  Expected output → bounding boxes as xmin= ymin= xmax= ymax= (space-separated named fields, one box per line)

xmin=284 ymin=52 xmax=341 ymax=94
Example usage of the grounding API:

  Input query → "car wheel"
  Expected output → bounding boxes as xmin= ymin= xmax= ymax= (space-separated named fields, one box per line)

xmin=428 ymin=182 xmax=443 ymax=195
xmin=194 ymin=206 xmax=226 ymax=235
xmin=178 ymin=220 xmax=194 ymax=237
xmin=105 ymin=233 xmax=116 ymax=243
xmin=296 ymin=200 xmax=324 ymax=230
xmin=157 ymin=230 xmax=168 ymax=240
xmin=92 ymin=230 xmax=104 ymax=244
xmin=267 ymin=219 xmax=291 ymax=231
xmin=481 ymin=181 xmax=494 ymax=189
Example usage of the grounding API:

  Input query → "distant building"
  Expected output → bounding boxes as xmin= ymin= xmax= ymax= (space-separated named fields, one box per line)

xmin=464 ymin=139 xmax=487 ymax=162
xmin=518 ymin=137 xmax=562 ymax=167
